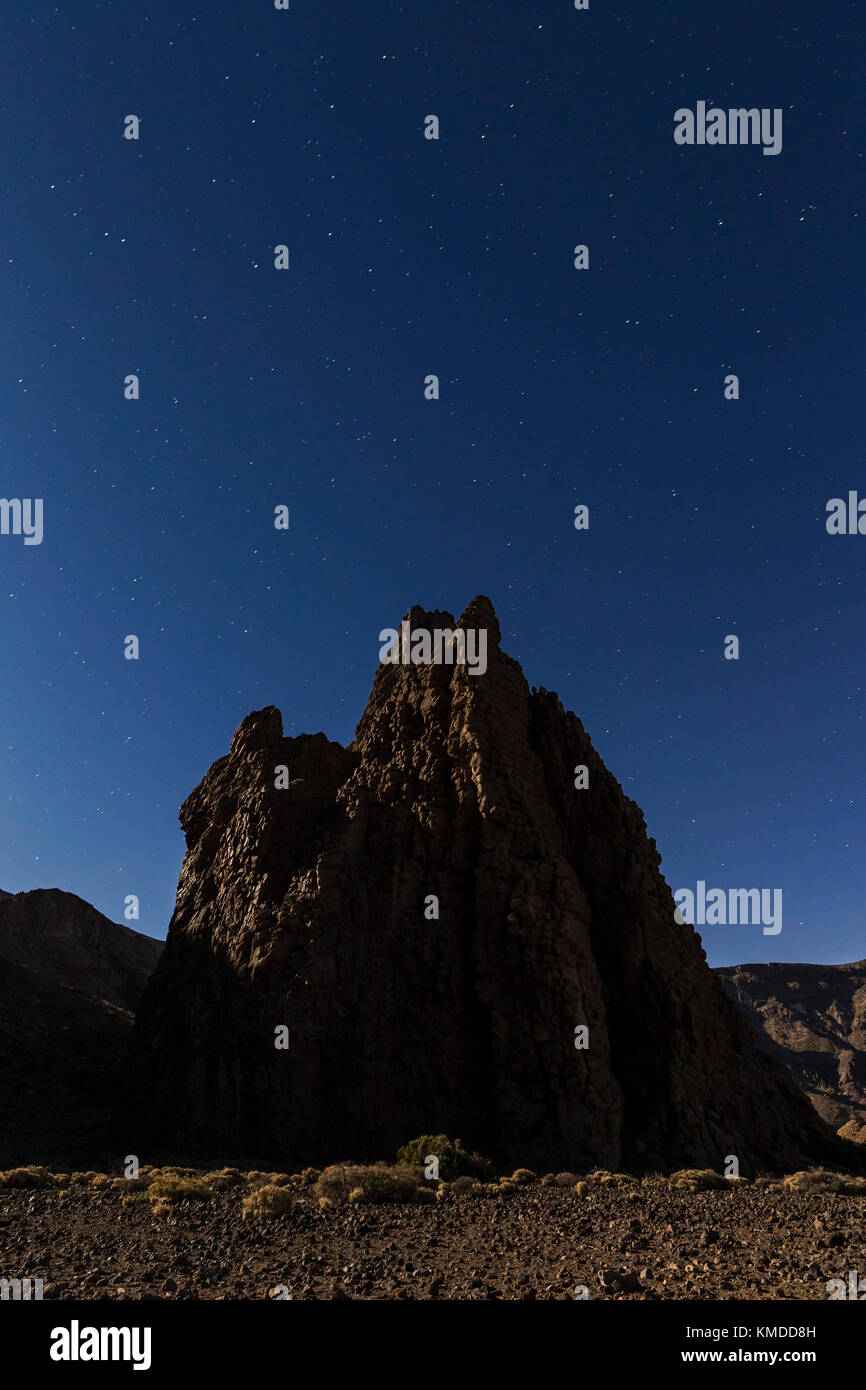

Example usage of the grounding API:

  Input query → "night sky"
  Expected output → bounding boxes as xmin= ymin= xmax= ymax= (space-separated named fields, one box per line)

xmin=0 ymin=1 xmax=862 ymax=967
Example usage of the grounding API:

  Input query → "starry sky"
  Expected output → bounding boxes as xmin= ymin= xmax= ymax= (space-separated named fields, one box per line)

xmin=0 ymin=1 xmax=863 ymax=967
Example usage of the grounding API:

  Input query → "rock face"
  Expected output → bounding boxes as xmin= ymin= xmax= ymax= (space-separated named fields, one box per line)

xmin=119 ymin=598 xmax=853 ymax=1173
xmin=716 ymin=961 xmax=866 ymax=1139
xmin=0 ymin=890 xmax=162 ymax=1165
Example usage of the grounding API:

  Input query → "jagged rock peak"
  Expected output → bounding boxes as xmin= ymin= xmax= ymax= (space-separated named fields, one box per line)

xmin=229 ymin=705 xmax=283 ymax=758
xmin=458 ymin=593 xmax=501 ymax=644
xmin=118 ymin=598 xmax=857 ymax=1175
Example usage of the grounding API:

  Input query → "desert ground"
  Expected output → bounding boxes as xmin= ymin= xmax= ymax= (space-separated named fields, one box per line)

xmin=2 ymin=1163 xmax=864 ymax=1301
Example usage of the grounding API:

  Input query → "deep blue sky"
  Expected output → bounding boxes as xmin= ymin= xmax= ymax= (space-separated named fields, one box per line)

xmin=0 ymin=1 xmax=862 ymax=966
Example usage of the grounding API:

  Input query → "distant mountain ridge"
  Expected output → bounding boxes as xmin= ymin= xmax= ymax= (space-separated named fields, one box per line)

xmin=0 ymin=889 xmax=162 ymax=1165
xmin=716 ymin=960 xmax=866 ymax=1141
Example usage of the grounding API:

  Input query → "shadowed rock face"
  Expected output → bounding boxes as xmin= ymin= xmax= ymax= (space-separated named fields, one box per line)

xmin=0 ymin=890 xmax=162 ymax=1165
xmin=118 ymin=598 xmax=853 ymax=1173
xmin=716 ymin=961 xmax=866 ymax=1139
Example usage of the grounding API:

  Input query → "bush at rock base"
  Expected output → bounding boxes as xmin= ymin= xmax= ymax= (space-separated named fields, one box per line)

xmin=395 ymin=1134 xmax=495 ymax=1183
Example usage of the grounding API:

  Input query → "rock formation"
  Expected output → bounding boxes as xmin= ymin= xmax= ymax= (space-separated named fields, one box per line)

xmin=717 ymin=960 xmax=866 ymax=1139
xmin=118 ymin=597 xmax=854 ymax=1173
xmin=0 ymin=889 xmax=162 ymax=1165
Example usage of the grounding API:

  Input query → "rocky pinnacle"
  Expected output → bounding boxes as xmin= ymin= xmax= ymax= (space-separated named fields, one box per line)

xmin=118 ymin=597 xmax=853 ymax=1173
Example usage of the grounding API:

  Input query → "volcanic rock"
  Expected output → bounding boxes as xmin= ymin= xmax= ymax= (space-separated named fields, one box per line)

xmin=0 ymin=889 xmax=162 ymax=1165
xmin=118 ymin=598 xmax=854 ymax=1173
xmin=716 ymin=960 xmax=866 ymax=1136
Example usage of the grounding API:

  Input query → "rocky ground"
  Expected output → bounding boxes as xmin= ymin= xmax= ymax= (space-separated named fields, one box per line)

xmin=2 ymin=1172 xmax=865 ymax=1301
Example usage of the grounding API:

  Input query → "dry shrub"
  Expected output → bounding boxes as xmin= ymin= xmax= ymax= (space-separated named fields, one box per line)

xmin=449 ymin=1175 xmax=481 ymax=1197
xmin=668 ymin=1169 xmax=728 ymax=1192
xmin=315 ymin=1164 xmax=371 ymax=1204
xmin=242 ymin=1184 xmax=293 ymax=1219
xmin=0 ymin=1166 xmax=53 ymax=1189
xmin=396 ymin=1135 xmax=494 ymax=1183
xmin=587 ymin=1170 xmax=637 ymax=1190
xmin=111 ymin=1176 xmax=151 ymax=1192
xmin=346 ymin=1168 xmax=429 ymax=1205
xmin=203 ymin=1168 xmax=245 ymax=1191
xmin=281 ymin=1169 xmax=322 ymax=1192
xmin=572 ymin=1171 xmax=637 ymax=1195
xmin=244 ymin=1170 xmax=284 ymax=1190
xmin=782 ymin=1169 xmax=866 ymax=1194
xmin=510 ymin=1168 xmax=538 ymax=1186
xmin=434 ymin=1178 xmax=490 ymax=1201
xmin=146 ymin=1175 xmax=216 ymax=1204
xmin=783 ymin=1169 xmax=840 ymax=1194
